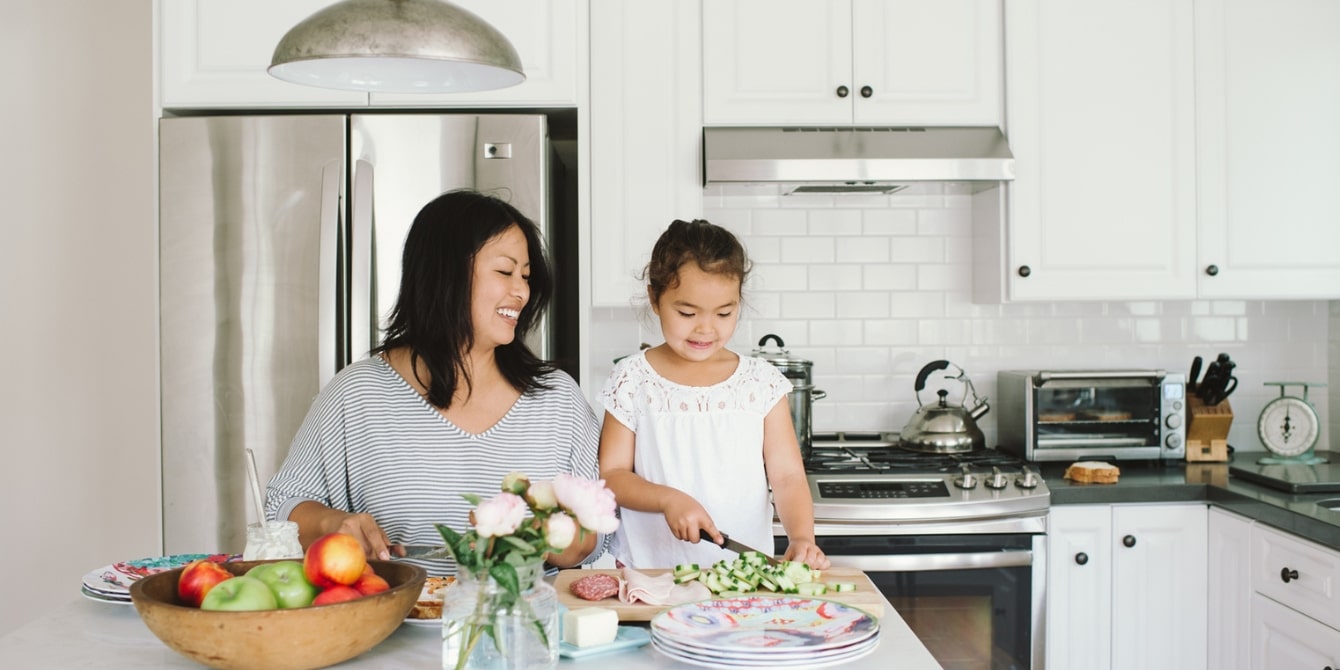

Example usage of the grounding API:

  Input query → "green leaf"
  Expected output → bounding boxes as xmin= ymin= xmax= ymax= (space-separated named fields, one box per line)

xmin=489 ymin=562 xmax=521 ymax=598
xmin=500 ymin=535 xmax=539 ymax=554
xmin=461 ymin=493 xmax=483 ymax=506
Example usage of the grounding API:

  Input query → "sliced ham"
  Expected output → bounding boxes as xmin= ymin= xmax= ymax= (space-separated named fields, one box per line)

xmin=618 ymin=567 xmax=711 ymax=606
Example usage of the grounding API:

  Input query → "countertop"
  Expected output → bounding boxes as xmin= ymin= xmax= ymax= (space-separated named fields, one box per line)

xmin=1038 ymin=450 xmax=1340 ymax=551
xmin=0 ymin=592 xmax=943 ymax=669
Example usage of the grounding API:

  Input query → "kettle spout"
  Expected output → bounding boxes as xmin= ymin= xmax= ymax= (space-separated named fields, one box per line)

xmin=970 ymin=399 xmax=991 ymax=421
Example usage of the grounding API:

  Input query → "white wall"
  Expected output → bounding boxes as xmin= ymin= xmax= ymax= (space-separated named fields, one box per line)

xmin=589 ymin=184 xmax=1332 ymax=455
xmin=0 ymin=0 xmax=159 ymax=636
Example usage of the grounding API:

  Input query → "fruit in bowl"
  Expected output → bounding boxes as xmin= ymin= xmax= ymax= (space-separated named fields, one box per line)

xmin=130 ymin=558 xmax=426 ymax=670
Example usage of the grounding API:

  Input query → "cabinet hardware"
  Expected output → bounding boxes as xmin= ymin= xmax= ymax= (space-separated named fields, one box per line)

xmin=1017 ymin=265 xmax=1031 ymax=277
xmin=860 ymin=85 xmax=873 ymax=98
xmin=1205 ymin=264 xmax=1219 ymax=276
xmin=1280 ymin=566 xmax=1299 ymax=583
xmin=1122 ymin=535 xmax=1136 ymax=548
xmin=1074 ymin=552 xmax=1088 ymax=565
xmin=836 ymin=85 xmax=849 ymax=98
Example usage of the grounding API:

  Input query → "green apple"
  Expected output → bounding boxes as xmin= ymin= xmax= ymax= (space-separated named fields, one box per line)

xmin=246 ymin=561 xmax=318 ymax=609
xmin=199 ymin=575 xmax=279 ymax=611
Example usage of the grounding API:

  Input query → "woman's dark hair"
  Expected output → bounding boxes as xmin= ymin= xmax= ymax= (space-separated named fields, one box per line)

xmin=372 ymin=189 xmax=554 ymax=408
xmin=644 ymin=219 xmax=751 ymax=304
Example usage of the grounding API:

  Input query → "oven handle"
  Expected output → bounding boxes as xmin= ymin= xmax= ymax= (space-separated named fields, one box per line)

xmin=1037 ymin=370 xmax=1164 ymax=382
xmin=826 ymin=550 xmax=1033 ymax=572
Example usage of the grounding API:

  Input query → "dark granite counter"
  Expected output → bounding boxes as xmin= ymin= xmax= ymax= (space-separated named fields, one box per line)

xmin=1037 ymin=451 xmax=1340 ymax=552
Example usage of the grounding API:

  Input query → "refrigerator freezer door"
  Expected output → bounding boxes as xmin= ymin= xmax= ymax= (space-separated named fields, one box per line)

xmin=349 ymin=114 xmax=550 ymax=360
xmin=159 ymin=115 xmax=346 ymax=555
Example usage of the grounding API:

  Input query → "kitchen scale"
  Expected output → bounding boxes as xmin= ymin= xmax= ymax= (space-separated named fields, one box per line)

xmin=1229 ymin=381 xmax=1338 ymax=493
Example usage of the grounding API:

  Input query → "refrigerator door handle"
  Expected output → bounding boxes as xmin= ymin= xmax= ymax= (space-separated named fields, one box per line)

xmin=349 ymin=158 xmax=375 ymax=363
xmin=318 ymin=161 xmax=342 ymax=389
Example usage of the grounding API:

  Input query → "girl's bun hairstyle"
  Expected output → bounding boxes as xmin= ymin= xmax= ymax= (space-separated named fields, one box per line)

xmin=644 ymin=219 xmax=750 ymax=304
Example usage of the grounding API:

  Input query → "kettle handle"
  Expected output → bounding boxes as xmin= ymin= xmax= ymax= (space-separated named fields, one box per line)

xmin=758 ymin=334 xmax=785 ymax=348
xmin=914 ymin=360 xmax=952 ymax=393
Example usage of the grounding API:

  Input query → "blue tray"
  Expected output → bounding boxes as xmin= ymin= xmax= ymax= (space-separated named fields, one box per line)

xmin=559 ymin=625 xmax=651 ymax=659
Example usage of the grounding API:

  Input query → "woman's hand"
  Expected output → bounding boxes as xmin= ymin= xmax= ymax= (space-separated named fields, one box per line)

xmin=782 ymin=538 xmax=830 ymax=570
xmin=662 ymin=491 xmax=719 ymax=544
xmin=331 ymin=512 xmax=394 ymax=561
xmin=289 ymin=502 xmax=393 ymax=561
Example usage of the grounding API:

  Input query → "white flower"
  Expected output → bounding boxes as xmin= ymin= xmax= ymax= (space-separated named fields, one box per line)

xmin=552 ymin=473 xmax=620 ymax=534
xmin=544 ymin=512 xmax=577 ymax=550
xmin=526 ymin=480 xmax=558 ymax=511
xmin=473 ymin=493 xmax=528 ymax=538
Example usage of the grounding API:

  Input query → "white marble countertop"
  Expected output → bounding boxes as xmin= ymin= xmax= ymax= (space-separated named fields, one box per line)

xmin=0 ymin=594 xmax=942 ymax=669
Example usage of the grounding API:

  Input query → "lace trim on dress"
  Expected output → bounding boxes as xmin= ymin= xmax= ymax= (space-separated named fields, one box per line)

xmin=603 ymin=354 xmax=788 ymax=424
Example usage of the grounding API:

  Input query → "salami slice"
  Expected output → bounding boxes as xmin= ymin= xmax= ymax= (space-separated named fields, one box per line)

xmin=569 ymin=573 xmax=621 ymax=601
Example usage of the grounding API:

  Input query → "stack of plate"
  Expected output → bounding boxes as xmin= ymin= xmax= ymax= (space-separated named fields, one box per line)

xmin=80 ymin=553 xmax=238 ymax=604
xmin=649 ymin=596 xmax=880 ymax=668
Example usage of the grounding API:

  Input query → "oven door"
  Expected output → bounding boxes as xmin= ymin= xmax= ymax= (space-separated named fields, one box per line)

xmin=788 ymin=534 xmax=1046 ymax=670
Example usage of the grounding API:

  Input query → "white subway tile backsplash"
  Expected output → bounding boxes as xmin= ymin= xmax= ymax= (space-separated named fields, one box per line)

xmin=589 ymin=193 xmax=1334 ymax=451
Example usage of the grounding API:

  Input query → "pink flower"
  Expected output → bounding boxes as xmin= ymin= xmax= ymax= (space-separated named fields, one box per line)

xmin=544 ymin=512 xmax=577 ymax=550
xmin=526 ymin=480 xmax=558 ymax=511
xmin=472 ymin=492 xmax=528 ymax=538
xmin=552 ymin=473 xmax=620 ymax=534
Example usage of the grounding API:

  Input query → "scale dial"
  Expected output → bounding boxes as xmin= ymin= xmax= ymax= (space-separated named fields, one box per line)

xmin=1257 ymin=395 xmax=1320 ymax=458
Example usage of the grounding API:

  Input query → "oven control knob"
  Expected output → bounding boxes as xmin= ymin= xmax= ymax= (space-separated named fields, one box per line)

xmin=1016 ymin=466 xmax=1040 ymax=489
xmin=1166 ymin=433 xmax=1183 ymax=449
xmin=985 ymin=466 xmax=1010 ymax=489
xmin=954 ymin=464 xmax=978 ymax=489
xmin=1165 ymin=413 xmax=1183 ymax=429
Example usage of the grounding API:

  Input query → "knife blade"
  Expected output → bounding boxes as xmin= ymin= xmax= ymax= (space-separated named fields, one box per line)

xmin=699 ymin=530 xmax=780 ymax=566
xmin=393 ymin=544 xmax=451 ymax=560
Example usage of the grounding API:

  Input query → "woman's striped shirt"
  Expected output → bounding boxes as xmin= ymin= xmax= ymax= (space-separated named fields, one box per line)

xmin=263 ymin=356 xmax=605 ymax=575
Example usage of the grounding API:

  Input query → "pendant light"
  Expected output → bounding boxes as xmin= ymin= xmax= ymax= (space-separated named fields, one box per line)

xmin=268 ymin=0 xmax=525 ymax=94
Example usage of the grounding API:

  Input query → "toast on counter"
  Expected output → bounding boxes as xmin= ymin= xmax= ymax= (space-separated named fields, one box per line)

xmin=1064 ymin=461 xmax=1121 ymax=484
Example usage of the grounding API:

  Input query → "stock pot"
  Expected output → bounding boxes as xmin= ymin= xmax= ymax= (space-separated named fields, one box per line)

xmin=751 ymin=334 xmax=826 ymax=462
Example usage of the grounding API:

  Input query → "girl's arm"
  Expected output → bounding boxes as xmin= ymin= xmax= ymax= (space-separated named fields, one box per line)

xmin=598 ymin=411 xmax=719 ymax=543
xmin=762 ymin=401 xmax=831 ymax=569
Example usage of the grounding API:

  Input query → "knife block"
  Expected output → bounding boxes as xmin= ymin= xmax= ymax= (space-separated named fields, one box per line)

xmin=1185 ymin=395 xmax=1232 ymax=462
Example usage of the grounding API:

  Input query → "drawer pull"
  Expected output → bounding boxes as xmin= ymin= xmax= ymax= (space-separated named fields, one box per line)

xmin=1074 ymin=552 xmax=1088 ymax=565
xmin=1280 ymin=567 xmax=1299 ymax=583
xmin=1122 ymin=535 xmax=1136 ymax=548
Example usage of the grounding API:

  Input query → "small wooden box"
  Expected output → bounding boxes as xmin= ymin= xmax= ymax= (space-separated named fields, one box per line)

xmin=1185 ymin=395 xmax=1232 ymax=462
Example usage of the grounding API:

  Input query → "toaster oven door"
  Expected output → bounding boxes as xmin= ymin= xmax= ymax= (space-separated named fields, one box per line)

xmin=1033 ymin=374 xmax=1165 ymax=455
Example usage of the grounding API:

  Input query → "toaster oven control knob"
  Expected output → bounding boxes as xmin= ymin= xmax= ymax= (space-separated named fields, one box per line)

xmin=1016 ymin=466 xmax=1040 ymax=489
xmin=985 ymin=466 xmax=1010 ymax=489
xmin=954 ymin=464 xmax=978 ymax=489
xmin=1165 ymin=413 xmax=1183 ymax=429
xmin=1166 ymin=433 xmax=1183 ymax=449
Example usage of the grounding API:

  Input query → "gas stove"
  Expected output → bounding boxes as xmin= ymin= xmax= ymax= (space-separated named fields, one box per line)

xmin=803 ymin=432 xmax=1050 ymax=532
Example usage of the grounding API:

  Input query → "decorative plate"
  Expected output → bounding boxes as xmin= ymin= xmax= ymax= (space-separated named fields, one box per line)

xmin=652 ymin=626 xmax=878 ymax=662
xmin=650 ymin=596 xmax=878 ymax=653
xmin=651 ymin=635 xmax=879 ymax=668
xmin=80 ymin=553 xmax=238 ymax=598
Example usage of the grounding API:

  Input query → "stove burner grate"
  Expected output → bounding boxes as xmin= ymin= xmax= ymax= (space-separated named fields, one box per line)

xmin=806 ymin=437 xmax=1029 ymax=475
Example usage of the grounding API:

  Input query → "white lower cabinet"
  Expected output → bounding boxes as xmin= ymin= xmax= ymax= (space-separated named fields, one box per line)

xmin=1207 ymin=507 xmax=1253 ymax=670
xmin=1252 ymin=594 xmax=1340 ymax=669
xmin=1249 ymin=521 xmax=1340 ymax=668
xmin=1046 ymin=503 xmax=1207 ymax=670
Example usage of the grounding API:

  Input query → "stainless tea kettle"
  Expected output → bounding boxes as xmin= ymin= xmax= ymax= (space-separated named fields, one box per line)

xmin=899 ymin=360 xmax=990 ymax=453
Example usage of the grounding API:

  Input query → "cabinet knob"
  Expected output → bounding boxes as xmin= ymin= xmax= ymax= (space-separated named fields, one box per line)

xmin=1205 ymin=264 xmax=1219 ymax=276
xmin=1281 ymin=567 xmax=1299 ymax=583
xmin=836 ymin=85 xmax=849 ymax=98
xmin=1074 ymin=552 xmax=1088 ymax=565
xmin=1017 ymin=265 xmax=1031 ymax=278
xmin=860 ymin=85 xmax=873 ymax=98
xmin=1122 ymin=535 xmax=1136 ymax=548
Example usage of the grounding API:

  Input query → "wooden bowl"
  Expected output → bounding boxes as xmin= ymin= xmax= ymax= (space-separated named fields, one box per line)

xmin=130 ymin=559 xmax=427 ymax=670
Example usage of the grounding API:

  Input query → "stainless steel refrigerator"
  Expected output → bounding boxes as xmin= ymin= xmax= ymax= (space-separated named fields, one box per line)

xmin=158 ymin=113 xmax=575 ymax=555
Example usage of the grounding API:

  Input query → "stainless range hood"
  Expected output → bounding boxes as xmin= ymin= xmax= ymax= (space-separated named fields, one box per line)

xmin=703 ymin=126 xmax=1014 ymax=194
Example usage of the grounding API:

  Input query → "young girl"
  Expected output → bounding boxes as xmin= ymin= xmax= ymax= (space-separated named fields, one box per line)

xmin=598 ymin=219 xmax=829 ymax=570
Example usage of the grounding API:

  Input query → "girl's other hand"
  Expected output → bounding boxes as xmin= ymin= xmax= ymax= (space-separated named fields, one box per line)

xmin=662 ymin=491 xmax=719 ymax=543
xmin=783 ymin=539 xmax=830 ymax=570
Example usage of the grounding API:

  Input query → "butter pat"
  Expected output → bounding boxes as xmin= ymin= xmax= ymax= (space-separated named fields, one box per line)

xmin=562 ymin=607 xmax=619 ymax=648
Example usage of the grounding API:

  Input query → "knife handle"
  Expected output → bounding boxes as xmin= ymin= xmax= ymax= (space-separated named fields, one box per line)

xmin=698 ymin=529 xmax=726 ymax=545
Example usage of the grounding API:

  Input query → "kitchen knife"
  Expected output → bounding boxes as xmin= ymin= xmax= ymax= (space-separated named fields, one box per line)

xmin=699 ymin=529 xmax=781 ymax=566
xmin=1188 ymin=356 xmax=1203 ymax=392
xmin=392 ymin=544 xmax=451 ymax=560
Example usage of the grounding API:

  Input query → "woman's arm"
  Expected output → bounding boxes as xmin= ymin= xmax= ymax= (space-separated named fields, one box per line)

xmin=762 ymin=401 xmax=830 ymax=569
xmin=598 ymin=411 xmax=717 ymax=542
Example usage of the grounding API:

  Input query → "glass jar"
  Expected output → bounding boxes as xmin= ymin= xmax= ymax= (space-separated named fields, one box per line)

xmin=442 ymin=560 xmax=558 ymax=670
xmin=242 ymin=520 xmax=303 ymax=560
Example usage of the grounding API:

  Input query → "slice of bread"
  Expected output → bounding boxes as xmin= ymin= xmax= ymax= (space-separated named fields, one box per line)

xmin=408 ymin=576 xmax=456 ymax=619
xmin=1064 ymin=461 xmax=1121 ymax=484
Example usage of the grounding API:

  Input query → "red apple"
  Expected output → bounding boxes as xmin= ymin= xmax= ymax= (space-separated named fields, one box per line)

xmin=199 ymin=575 xmax=279 ymax=611
xmin=352 ymin=565 xmax=390 ymax=596
xmin=312 ymin=585 xmax=363 ymax=606
xmin=177 ymin=559 xmax=232 ymax=608
xmin=303 ymin=533 xmax=367 ymax=588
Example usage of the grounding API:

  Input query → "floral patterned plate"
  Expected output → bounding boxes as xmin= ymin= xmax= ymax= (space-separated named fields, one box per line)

xmin=80 ymin=553 xmax=238 ymax=599
xmin=649 ymin=596 xmax=878 ymax=654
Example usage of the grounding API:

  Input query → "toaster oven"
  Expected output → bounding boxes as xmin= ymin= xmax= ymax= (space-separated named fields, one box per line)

xmin=997 ymin=370 xmax=1187 ymax=461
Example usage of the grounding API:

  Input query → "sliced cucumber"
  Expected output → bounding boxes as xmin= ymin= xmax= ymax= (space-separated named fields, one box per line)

xmin=673 ymin=570 xmax=701 ymax=584
xmin=796 ymin=582 xmax=827 ymax=596
xmin=781 ymin=561 xmax=813 ymax=584
xmin=673 ymin=563 xmax=700 ymax=578
xmin=829 ymin=582 xmax=856 ymax=593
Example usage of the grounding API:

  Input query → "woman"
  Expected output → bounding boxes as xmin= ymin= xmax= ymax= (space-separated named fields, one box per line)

xmin=264 ymin=190 xmax=603 ymax=573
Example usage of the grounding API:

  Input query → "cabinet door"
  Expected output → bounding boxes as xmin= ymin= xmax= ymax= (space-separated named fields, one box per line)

xmin=370 ymin=0 xmax=582 ymax=107
xmin=1194 ymin=0 xmax=1340 ymax=298
xmin=1207 ymin=508 xmax=1252 ymax=670
xmin=1003 ymin=0 xmax=1197 ymax=300
xmin=702 ymin=0 xmax=852 ymax=125
xmin=1250 ymin=593 xmax=1340 ymax=669
xmin=589 ymin=1 xmax=703 ymax=307
xmin=1046 ymin=505 xmax=1112 ymax=670
xmin=160 ymin=0 xmax=368 ymax=108
xmin=850 ymin=0 xmax=1001 ymax=126
xmin=1110 ymin=504 xmax=1207 ymax=670
xmin=1251 ymin=521 xmax=1340 ymax=631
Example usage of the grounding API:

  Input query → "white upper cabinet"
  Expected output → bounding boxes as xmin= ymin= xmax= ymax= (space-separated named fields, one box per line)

xmin=589 ymin=1 xmax=703 ymax=307
xmin=702 ymin=0 xmax=1002 ymax=126
xmin=158 ymin=0 xmax=581 ymax=109
xmin=1194 ymin=0 xmax=1340 ymax=299
xmin=160 ymin=0 xmax=367 ymax=108
xmin=1000 ymin=0 xmax=1198 ymax=301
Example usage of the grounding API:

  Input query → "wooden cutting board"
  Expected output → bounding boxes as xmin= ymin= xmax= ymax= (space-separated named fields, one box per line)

xmin=553 ymin=567 xmax=884 ymax=622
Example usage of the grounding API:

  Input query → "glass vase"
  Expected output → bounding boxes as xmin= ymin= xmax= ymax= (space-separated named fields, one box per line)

xmin=442 ymin=560 xmax=557 ymax=670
